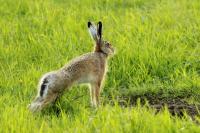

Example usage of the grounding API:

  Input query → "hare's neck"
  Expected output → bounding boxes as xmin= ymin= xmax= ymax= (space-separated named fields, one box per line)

xmin=94 ymin=44 xmax=101 ymax=52
xmin=94 ymin=45 xmax=108 ymax=57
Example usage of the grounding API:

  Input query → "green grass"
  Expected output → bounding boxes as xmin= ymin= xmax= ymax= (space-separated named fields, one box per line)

xmin=0 ymin=0 xmax=200 ymax=132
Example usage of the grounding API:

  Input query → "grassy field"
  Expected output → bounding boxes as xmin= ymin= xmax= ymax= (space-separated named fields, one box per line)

xmin=0 ymin=0 xmax=200 ymax=132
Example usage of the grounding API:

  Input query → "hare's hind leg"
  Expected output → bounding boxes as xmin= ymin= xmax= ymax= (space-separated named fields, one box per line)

xmin=28 ymin=96 xmax=43 ymax=112
xmin=29 ymin=90 xmax=59 ymax=112
xmin=29 ymin=77 xmax=61 ymax=112
xmin=29 ymin=91 xmax=59 ymax=112
xmin=39 ymin=92 xmax=59 ymax=111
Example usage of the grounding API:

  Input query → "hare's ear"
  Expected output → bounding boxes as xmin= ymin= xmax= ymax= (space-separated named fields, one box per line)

xmin=88 ymin=21 xmax=98 ymax=42
xmin=97 ymin=21 xmax=102 ymax=40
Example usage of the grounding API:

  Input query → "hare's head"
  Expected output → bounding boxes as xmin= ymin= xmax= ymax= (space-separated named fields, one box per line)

xmin=88 ymin=21 xmax=114 ymax=56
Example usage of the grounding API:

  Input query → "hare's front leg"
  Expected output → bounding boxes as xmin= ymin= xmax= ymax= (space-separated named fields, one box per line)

xmin=90 ymin=82 xmax=101 ymax=107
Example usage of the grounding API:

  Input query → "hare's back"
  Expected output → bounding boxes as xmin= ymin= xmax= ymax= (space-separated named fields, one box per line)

xmin=61 ymin=52 xmax=106 ymax=83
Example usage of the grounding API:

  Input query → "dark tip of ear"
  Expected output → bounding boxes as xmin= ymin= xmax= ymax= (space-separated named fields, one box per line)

xmin=88 ymin=22 xmax=92 ymax=28
xmin=97 ymin=21 xmax=102 ymax=38
xmin=98 ymin=21 xmax=102 ymax=25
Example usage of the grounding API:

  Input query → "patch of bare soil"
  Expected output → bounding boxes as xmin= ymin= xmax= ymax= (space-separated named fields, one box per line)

xmin=107 ymin=92 xmax=200 ymax=120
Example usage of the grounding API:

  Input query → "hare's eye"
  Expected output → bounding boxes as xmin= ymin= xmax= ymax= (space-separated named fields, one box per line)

xmin=105 ymin=43 xmax=109 ymax=47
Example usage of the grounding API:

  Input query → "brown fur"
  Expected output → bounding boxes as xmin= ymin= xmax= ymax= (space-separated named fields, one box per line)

xmin=95 ymin=44 xmax=101 ymax=52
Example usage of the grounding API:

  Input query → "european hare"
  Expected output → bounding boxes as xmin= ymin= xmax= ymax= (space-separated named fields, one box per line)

xmin=29 ymin=21 xmax=114 ymax=112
